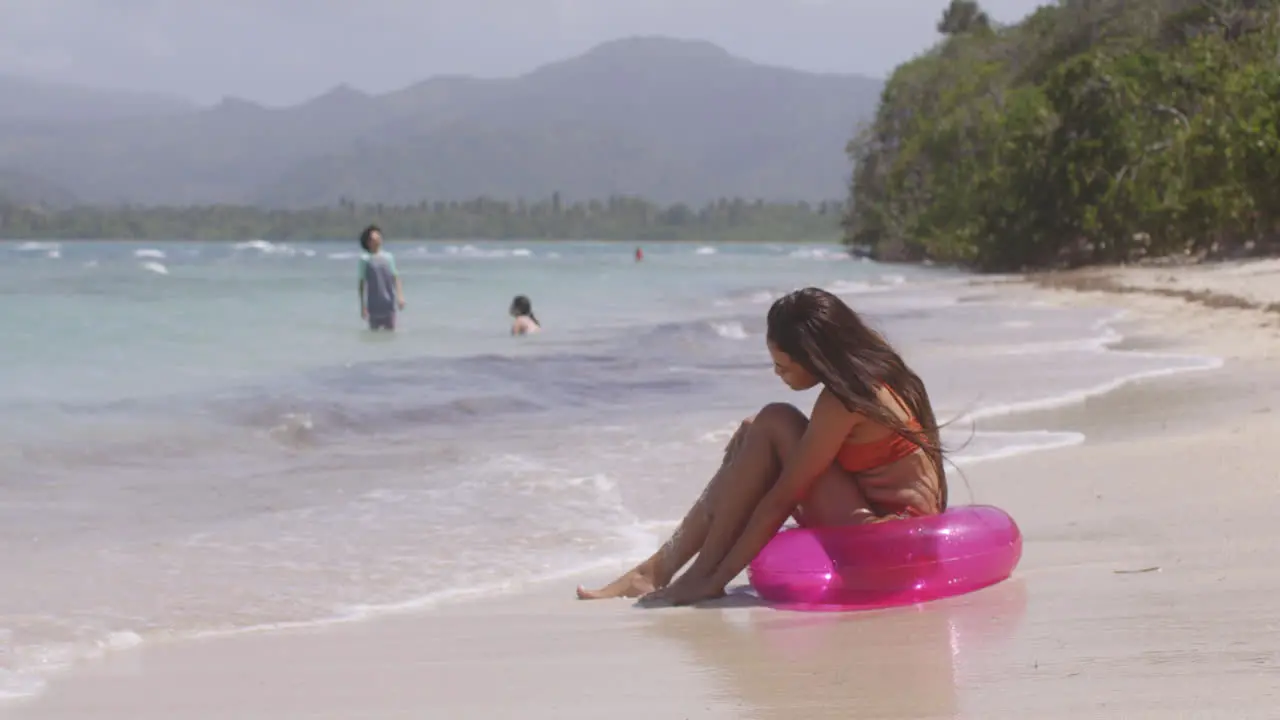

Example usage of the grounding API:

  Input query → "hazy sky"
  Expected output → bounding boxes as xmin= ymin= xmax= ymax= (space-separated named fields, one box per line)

xmin=0 ymin=0 xmax=1047 ymax=106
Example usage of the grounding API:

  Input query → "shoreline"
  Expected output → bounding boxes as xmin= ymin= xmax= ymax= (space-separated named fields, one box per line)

xmin=1008 ymin=260 xmax=1280 ymax=363
xmin=1024 ymin=258 xmax=1280 ymax=315
xmin=8 ymin=259 xmax=1280 ymax=717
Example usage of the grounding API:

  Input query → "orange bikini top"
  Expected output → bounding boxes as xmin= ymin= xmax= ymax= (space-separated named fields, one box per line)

xmin=836 ymin=391 xmax=924 ymax=474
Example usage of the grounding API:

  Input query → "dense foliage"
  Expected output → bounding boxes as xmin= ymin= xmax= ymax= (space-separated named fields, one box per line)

xmin=0 ymin=195 xmax=844 ymax=242
xmin=843 ymin=0 xmax=1280 ymax=271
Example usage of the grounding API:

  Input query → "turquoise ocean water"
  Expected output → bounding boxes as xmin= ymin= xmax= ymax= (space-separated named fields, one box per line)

xmin=0 ymin=238 xmax=1218 ymax=701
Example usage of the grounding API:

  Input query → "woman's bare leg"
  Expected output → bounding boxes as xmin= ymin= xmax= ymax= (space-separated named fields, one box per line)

xmin=577 ymin=404 xmax=807 ymax=599
xmin=577 ymin=419 xmax=753 ymax=599
xmin=656 ymin=403 xmax=808 ymax=589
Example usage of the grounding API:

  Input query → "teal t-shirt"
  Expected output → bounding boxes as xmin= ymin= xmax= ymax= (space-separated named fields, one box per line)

xmin=359 ymin=250 xmax=398 ymax=316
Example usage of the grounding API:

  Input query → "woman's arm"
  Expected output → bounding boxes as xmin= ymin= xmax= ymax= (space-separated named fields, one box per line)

xmin=704 ymin=390 xmax=859 ymax=591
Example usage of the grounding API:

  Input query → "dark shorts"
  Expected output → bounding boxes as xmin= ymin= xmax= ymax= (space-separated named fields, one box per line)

xmin=368 ymin=313 xmax=396 ymax=331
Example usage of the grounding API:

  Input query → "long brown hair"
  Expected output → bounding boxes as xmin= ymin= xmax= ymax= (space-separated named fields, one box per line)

xmin=766 ymin=287 xmax=947 ymax=509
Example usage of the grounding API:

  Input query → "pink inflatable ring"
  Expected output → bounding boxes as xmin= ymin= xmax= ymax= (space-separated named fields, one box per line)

xmin=747 ymin=504 xmax=1022 ymax=611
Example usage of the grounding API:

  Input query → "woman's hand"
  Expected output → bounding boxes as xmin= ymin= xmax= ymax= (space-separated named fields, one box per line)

xmin=640 ymin=574 xmax=726 ymax=607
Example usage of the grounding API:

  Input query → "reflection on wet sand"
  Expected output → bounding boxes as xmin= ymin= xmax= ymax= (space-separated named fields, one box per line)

xmin=645 ymin=579 xmax=1028 ymax=719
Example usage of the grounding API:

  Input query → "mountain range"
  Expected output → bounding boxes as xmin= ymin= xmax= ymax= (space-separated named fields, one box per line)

xmin=0 ymin=37 xmax=883 ymax=208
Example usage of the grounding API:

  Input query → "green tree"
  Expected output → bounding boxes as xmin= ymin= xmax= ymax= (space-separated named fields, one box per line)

xmin=0 ymin=193 xmax=846 ymax=243
xmin=937 ymin=0 xmax=991 ymax=35
xmin=844 ymin=0 xmax=1280 ymax=272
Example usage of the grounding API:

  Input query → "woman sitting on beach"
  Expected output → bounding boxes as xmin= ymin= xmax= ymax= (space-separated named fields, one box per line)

xmin=577 ymin=287 xmax=946 ymax=606
xmin=510 ymin=295 xmax=541 ymax=336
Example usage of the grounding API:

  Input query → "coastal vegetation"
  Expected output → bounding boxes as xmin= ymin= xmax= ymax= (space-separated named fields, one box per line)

xmin=0 ymin=195 xmax=844 ymax=242
xmin=843 ymin=0 xmax=1280 ymax=271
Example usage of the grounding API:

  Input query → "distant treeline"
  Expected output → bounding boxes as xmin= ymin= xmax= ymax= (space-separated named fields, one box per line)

xmin=0 ymin=194 xmax=845 ymax=242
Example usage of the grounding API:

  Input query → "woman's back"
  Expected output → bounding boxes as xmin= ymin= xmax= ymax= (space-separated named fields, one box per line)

xmin=511 ymin=315 xmax=540 ymax=336
xmin=835 ymin=386 xmax=942 ymax=518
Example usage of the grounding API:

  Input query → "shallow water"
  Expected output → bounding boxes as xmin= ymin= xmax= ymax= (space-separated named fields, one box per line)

xmin=0 ymin=239 xmax=1217 ymax=700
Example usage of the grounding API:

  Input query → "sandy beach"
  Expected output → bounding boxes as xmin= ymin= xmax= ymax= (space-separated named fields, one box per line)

xmin=7 ymin=260 xmax=1280 ymax=719
xmin=1026 ymin=258 xmax=1280 ymax=360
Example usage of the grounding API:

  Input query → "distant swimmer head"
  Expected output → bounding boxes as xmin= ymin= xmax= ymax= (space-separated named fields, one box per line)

xmin=509 ymin=295 xmax=540 ymax=335
xmin=359 ymin=224 xmax=383 ymax=253
xmin=766 ymin=286 xmax=946 ymax=499
xmin=509 ymin=294 xmax=536 ymax=319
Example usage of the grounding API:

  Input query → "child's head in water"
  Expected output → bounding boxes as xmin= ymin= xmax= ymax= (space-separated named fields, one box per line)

xmin=509 ymin=295 xmax=534 ymax=318
xmin=359 ymin=224 xmax=383 ymax=253
xmin=509 ymin=295 xmax=540 ymax=335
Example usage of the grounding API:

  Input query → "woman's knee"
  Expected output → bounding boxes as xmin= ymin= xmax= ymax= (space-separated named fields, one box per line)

xmin=723 ymin=404 xmax=806 ymax=460
xmin=753 ymin=402 xmax=808 ymax=434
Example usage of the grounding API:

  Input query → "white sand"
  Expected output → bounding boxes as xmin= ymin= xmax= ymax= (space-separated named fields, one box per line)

xmin=1112 ymin=258 xmax=1280 ymax=305
xmin=8 ymin=259 xmax=1280 ymax=719
xmin=1009 ymin=259 xmax=1280 ymax=360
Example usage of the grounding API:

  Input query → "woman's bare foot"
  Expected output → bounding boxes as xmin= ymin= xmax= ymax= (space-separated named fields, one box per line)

xmin=576 ymin=568 xmax=660 ymax=600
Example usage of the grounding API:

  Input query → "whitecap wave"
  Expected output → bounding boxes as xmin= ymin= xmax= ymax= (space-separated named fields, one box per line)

xmin=709 ymin=321 xmax=749 ymax=340
xmin=14 ymin=241 xmax=59 ymax=252
xmin=788 ymin=246 xmax=848 ymax=261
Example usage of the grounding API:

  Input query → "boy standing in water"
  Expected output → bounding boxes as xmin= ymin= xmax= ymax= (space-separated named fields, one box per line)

xmin=357 ymin=224 xmax=405 ymax=330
